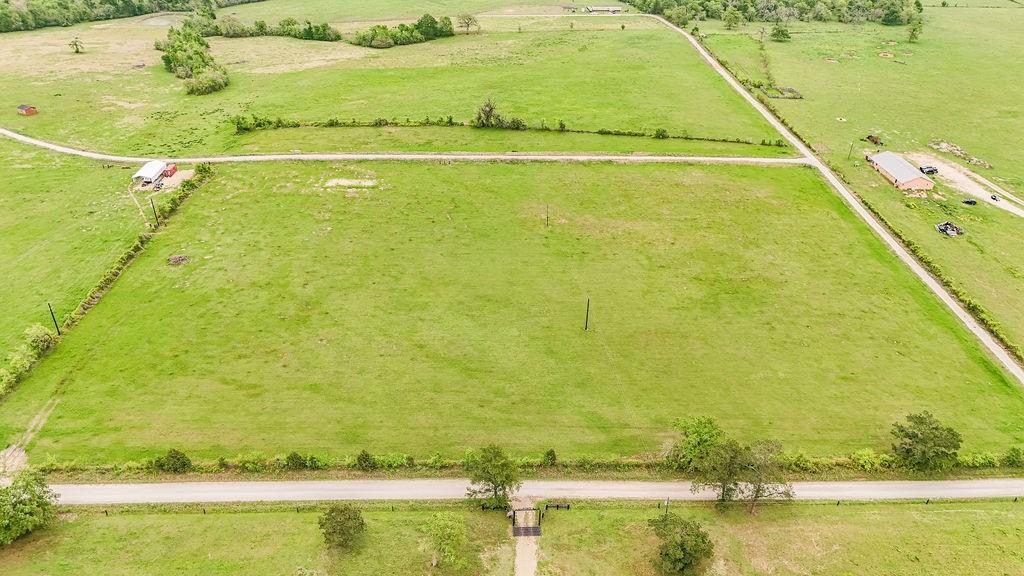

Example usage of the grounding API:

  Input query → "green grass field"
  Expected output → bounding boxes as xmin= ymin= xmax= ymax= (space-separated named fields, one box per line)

xmin=701 ymin=7 xmax=1024 ymax=352
xmin=538 ymin=500 xmax=1024 ymax=575
xmin=0 ymin=505 xmax=512 ymax=575
xmin=0 ymin=139 xmax=145 ymax=360
xmin=1 ymin=161 xmax=1022 ymax=465
xmin=218 ymin=0 xmax=610 ymax=22
xmin=0 ymin=13 xmax=783 ymax=158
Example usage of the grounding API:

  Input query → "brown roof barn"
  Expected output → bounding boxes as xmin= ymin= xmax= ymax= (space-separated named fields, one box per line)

xmin=17 ymin=105 xmax=38 ymax=116
xmin=868 ymin=151 xmax=933 ymax=191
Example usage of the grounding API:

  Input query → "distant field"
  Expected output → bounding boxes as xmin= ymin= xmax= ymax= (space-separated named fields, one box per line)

xmin=0 ymin=506 xmax=512 ymax=576
xmin=2 ymin=162 xmax=1021 ymax=464
xmin=538 ymin=500 xmax=1024 ymax=575
xmin=701 ymin=8 xmax=1024 ymax=352
xmin=0 ymin=15 xmax=782 ymax=157
xmin=0 ymin=139 xmax=143 ymax=359
xmin=219 ymin=0 xmax=616 ymax=21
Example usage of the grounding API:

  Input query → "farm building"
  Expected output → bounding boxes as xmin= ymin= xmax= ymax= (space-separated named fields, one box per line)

xmin=132 ymin=160 xmax=168 ymax=184
xmin=16 ymin=105 xmax=37 ymax=116
xmin=586 ymin=6 xmax=625 ymax=13
xmin=868 ymin=151 xmax=934 ymax=191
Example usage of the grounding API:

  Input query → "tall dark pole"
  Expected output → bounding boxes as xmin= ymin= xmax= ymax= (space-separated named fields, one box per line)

xmin=47 ymin=302 xmax=61 ymax=335
xmin=584 ymin=298 xmax=591 ymax=331
xmin=150 ymin=198 xmax=160 ymax=227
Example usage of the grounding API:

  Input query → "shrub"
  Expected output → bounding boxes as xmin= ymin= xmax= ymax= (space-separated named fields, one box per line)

xmin=850 ymin=448 xmax=892 ymax=471
xmin=423 ymin=512 xmax=467 ymax=569
xmin=319 ymin=504 xmax=365 ymax=549
xmin=6 ymin=346 xmax=35 ymax=375
xmin=542 ymin=449 xmax=557 ymax=466
xmin=654 ymin=128 xmax=670 ymax=139
xmin=235 ymin=452 xmax=268 ymax=473
xmin=23 ymin=324 xmax=57 ymax=354
xmin=0 ymin=469 xmax=56 ymax=546
xmin=285 ymin=451 xmax=308 ymax=470
xmin=1004 ymin=447 xmax=1024 ymax=468
xmin=957 ymin=452 xmax=999 ymax=469
xmin=355 ymin=450 xmax=378 ymax=471
xmin=647 ymin=513 xmax=714 ymax=575
xmin=376 ymin=453 xmax=414 ymax=469
xmin=184 ymin=66 xmax=229 ymax=95
xmin=153 ymin=449 xmax=193 ymax=473
xmin=666 ymin=416 xmax=723 ymax=472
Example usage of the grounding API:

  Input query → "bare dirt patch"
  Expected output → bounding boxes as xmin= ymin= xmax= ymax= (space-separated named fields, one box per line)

xmin=0 ymin=398 xmax=58 ymax=478
xmin=906 ymin=152 xmax=1024 ymax=218
xmin=878 ymin=51 xmax=894 ymax=58
xmin=325 ymin=178 xmax=378 ymax=188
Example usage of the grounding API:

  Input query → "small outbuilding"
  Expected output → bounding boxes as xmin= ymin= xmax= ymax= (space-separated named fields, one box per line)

xmin=17 ymin=105 xmax=38 ymax=116
xmin=132 ymin=160 xmax=168 ymax=184
xmin=867 ymin=151 xmax=934 ymax=191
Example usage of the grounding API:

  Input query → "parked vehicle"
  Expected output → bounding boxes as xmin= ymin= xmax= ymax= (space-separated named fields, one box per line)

xmin=919 ymin=165 xmax=938 ymax=175
xmin=992 ymin=195 xmax=999 ymax=201
xmin=962 ymin=198 xmax=977 ymax=205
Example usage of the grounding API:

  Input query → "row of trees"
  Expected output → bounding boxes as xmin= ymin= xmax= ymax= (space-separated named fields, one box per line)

xmin=351 ymin=13 xmax=455 ymax=49
xmin=0 ymin=0 xmax=267 ymax=33
xmin=636 ymin=0 xmax=922 ymax=26
xmin=208 ymin=15 xmax=341 ymax=41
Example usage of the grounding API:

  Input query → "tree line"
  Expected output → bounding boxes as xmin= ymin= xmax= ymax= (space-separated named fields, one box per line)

xmin=0 ymin=0 xmax=265 ymax=34
xmin=351 ymin=13 xmax=455 ymax=49
xmin=629 ymin=0 xmax=922 ymax=26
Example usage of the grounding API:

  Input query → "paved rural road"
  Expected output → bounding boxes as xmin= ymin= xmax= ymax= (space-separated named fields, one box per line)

xmin=52 ymin=478 xmax=1024 ymax=505
xmin=0 ymin=127 xmax=807 ymax=166
xmin=650 ymin=16 xmax=1024 ymax=387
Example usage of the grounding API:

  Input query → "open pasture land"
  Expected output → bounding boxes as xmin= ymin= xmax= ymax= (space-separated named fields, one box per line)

xmin=218 ymin=0 xmax=622 ymax=22
xmin=0 ymin=12 xmax=785 ymax=158
xmin=0 ymin=140 xmax=145 ymax=359
xmin=0 ymin=505 xmax=512 ymax=576
xmin=1 ymin=161 xmax=1022 ymax=465
xmin=701 ymin=7 xmax=1024 ymax=351
xmin=538 ymin=500 xmax=1024 ymax=575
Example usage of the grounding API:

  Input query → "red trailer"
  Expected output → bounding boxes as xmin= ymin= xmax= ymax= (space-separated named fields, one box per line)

xmin=163 ymin=163 xmax=178 ymax=178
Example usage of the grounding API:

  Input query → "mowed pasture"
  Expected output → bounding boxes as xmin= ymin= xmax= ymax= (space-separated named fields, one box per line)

xmin=538 ymin=501 xmax=1024 ymax=575
xmin=0 ymin=140 xmax=145 ymax=359
xmin=219 ymin=0 xmax=611 ymax=22
xmin=0 ymin=506 xmax=512 ymax=576
xmin=701 ymin=7 xmax=1024 ymax=351
xmin=2 ymin=162 xmax=1022 ymax=464
xmin=0 ymin=13 xmax=786 ymax=158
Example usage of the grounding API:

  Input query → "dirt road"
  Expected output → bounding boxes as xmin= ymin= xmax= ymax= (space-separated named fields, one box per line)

xmin=906 ymin=153 xmax=1024 ymax=218
xmin=0 ymin=127 xmax=806 ymax=166
xmin=50 ymin=478 xmax=1024 ymax=505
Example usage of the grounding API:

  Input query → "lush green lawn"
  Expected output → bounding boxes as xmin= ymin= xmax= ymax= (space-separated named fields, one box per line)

xmin=0 ymin=506 xmax=512 ymax=575
xmin=538 ymin=501 xmax=1024 ymax=575
xmin=701 ymin=8 xmax=1024 ymax=352
xmin=0 ymin=14 xmax=781 ymax=157
xmin=0 ymin=139 xmax=144 ymax=362
xmin=2 ymin=162 xmax=1021 ymax=464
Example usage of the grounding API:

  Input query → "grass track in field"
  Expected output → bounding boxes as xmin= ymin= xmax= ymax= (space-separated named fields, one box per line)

xmin=0 ymin=507 xmax=512 ymax=576
xmin=537 ymin=500 xmax=1024 ymax=575
xmin=2 ymin=162 xmax=1022 ymax=464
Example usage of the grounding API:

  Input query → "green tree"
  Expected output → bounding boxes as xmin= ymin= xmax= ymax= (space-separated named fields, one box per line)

xmin=739 ymin=440 xmax=793 ymax=513
xmin=68 ymin=35 xmax=84 ymax=53
xmin=667 ymin=416 xmax=724 ymax=471
xmin=690 ymin=439 xmax=749 ymax=505
xmin=423 ymin=512 xmax=468 ymax=569
xmin=464 ymin=445 xmax=522 ymax=507
xmin=319 ymin=504 xmax=365 ymax=549
xmin=907 ymin=16 xmax=923 ymax=42
xmin=457 ymin=14 xmax=479 ymax=33
xmin=769 ymin=21 xmax=791 ymax=41
xmin=723 ymin=6 xmax=743 ymax=29
xmin=665 ymin=5 xmax=692 ymax=26
xmin=543 ymin=449 xmax=557 ymax=466
xmin=414 ymin=13 xmax=440 ymax=39
xmin=647 ymin=513 xmax=714 ymax=575
xmin=891 ymin=411 xmax=962 ymax=470
xmin=355 ymin=449 xmax=378 ymax=471
xmin=0 ymin=469 xmax=56 ymax=546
